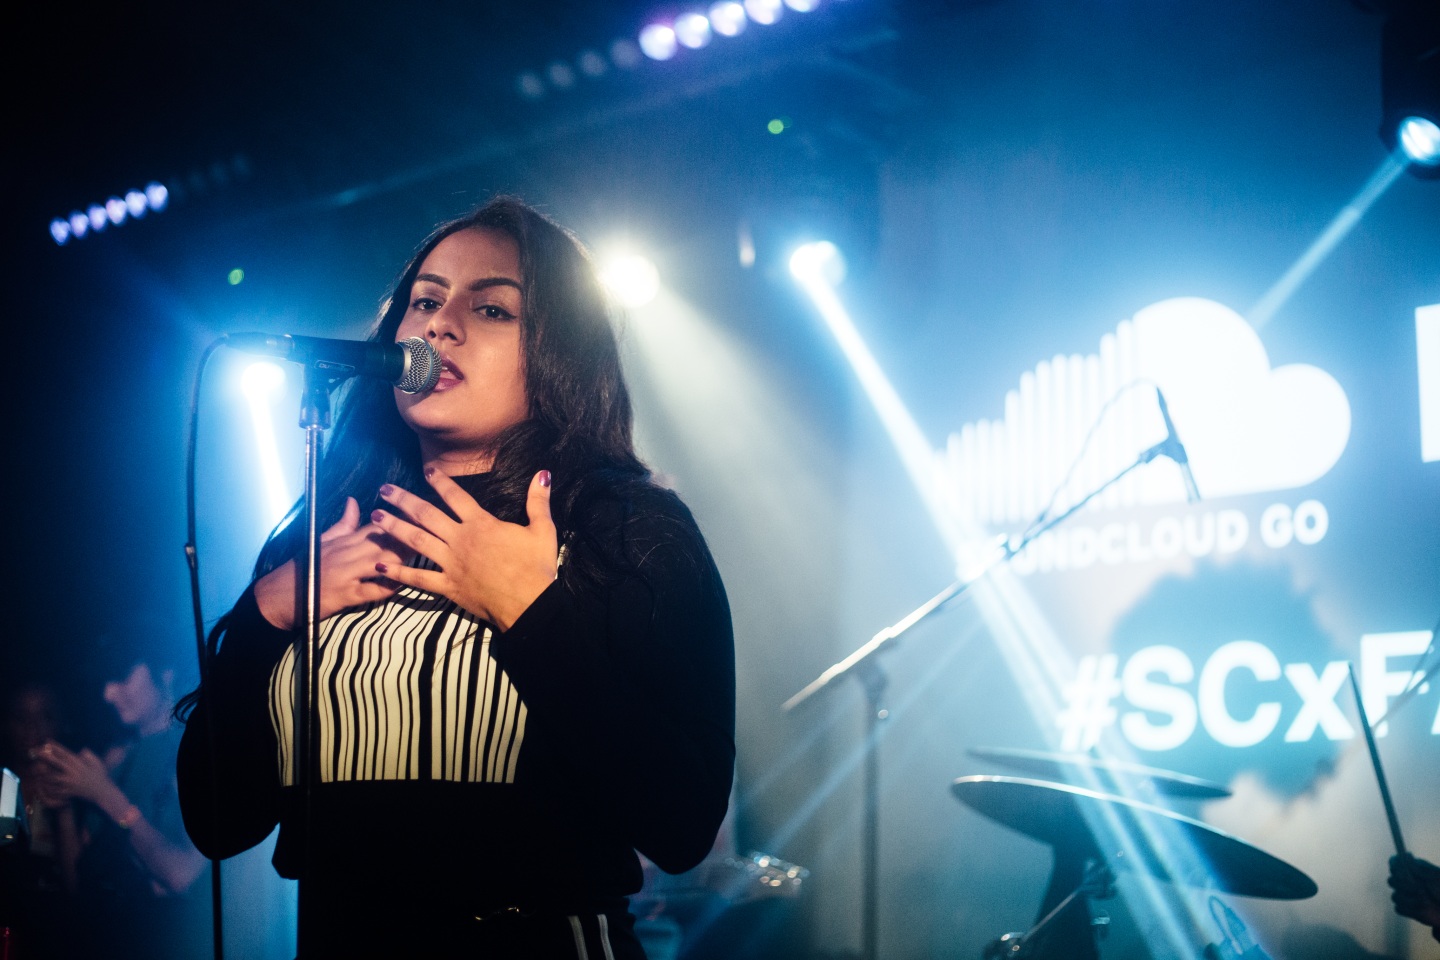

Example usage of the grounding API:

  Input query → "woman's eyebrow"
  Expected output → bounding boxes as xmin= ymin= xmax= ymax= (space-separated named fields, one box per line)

xmin=466 ymin=277 xmax=522 ymax=293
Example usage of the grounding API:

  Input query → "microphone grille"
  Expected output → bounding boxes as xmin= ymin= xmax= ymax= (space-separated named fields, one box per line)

xmin=395 ymin=337 xmax=441 ymax=394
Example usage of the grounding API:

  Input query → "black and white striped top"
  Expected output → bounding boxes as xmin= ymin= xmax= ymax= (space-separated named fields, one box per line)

xmin=268 ymin=579 xmax=527 ymax=786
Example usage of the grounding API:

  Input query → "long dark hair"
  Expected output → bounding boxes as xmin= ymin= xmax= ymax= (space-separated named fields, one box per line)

xmin=259 ymin=195 xmax=650 ymax=576
xmin=177 ymin=197 xmax=657 ymax=721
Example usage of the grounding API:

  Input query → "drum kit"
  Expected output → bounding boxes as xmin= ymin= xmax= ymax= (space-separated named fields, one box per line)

xmin=952 ymin=747 xmax=1316 ymax=959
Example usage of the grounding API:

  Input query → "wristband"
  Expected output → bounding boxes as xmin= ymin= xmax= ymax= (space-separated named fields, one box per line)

xmin=115 ymin=805 xmax=142 ymax=830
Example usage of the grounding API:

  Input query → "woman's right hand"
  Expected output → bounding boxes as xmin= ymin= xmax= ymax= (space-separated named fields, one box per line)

xmin=254 ymin=497 xmax=407 ymax=630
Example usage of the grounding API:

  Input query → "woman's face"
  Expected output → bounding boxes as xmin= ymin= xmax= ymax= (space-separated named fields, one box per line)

xmin=394 ymin=227 xmax=529 ymax=471
xmin=103 ymin=663 xmax=165 ymax=730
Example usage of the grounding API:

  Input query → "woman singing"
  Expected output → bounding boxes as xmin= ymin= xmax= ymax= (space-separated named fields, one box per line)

xmin=177 ymin=197 xmax=736 ymax=959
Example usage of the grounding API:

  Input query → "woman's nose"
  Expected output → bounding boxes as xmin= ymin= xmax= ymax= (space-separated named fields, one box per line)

xmin=424 ymin=302 xmax=465 ymax=342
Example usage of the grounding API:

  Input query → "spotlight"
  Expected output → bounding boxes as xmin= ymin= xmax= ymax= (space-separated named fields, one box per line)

xmin=1398 ymin=116 xmax=1440 ymax=166
xmin=744 ymin=0 xmax=783 ymax=25
xmin=610 ymin=38 xmax=643 ymax=69
xmin=639 ymin=23 xmax=678 ymax=60
xmin=709 ymin=1 xmax=747 ymax=36
xmin=547 ymin=61 xmax=576 ymax=89
xmin=578 ymin=49 xmax=609 ymax=77
xmin=788 ymin=240 xmax=846 ymax=286
xmin=240 ymin=361 xmax=293 ymax=526
xmin=517 ymin=71 xmax=546 ymax=99
xmin=48 ymin=180 xmax=172 ymax=244
xmin=784 ymin=0 xmax=821 ymax=11
xmin=1379 ymin=6 xmax=1440 ymax=177
xmin=600 ymin=253 xmax=661 ymax=308
xmin=675 ymin=12 xmax=713 ymax=49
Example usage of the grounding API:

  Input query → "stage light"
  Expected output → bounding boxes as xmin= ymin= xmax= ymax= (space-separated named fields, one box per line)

xmin=1379 ymin=7 xmax=1440 ymax=178
xmin=709 ymin=1 xmax=747 ymax=36
xmin=49 ymin=180 xmax=172 ymax=244
xmin=241 ymin=361 xmax=293 ymax=526
xmin=610 ymin=38 xmax=642 ymax=69
xmin=675 ymin=13 xmax=713 ymax=49
xmin=516 ymin=71 xmax=546 ymax=99
xmin=784 ymin=0 xmax=820 ymax=11
xmin=228 ymin=268 xmax=245 ymax=285
xmin=789 ymin=240 xmax=846 ymax=286
xmin=50 ymin=219 xmax=70 ymax=245
xmin=600 ymin=253 xmax=661 ymax=308
xmin=639 ymin=24 xmax=678 ymax=61
xmin=578 ymin=49 xmax=609 ymax=77
xmin=767 ymin=117 xmax=788 ymax=134
xmin=1398 ymin=116 xmax=1440 ymax=166
xmin=744 ymin=0 xmax=783 ymax=25
xmin=547 ymin=61 xmax=576 ymax=89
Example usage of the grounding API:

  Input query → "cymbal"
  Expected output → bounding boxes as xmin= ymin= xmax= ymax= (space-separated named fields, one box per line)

xmin=951 ymin=776 xmax=1316 ymax=900
xmin=968 ymin=746 xmax=1231 ymax=800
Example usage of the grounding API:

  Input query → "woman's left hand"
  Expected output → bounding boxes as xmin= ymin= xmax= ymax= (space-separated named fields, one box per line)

xmin=371 ymin=469 xmax=558 ymax=631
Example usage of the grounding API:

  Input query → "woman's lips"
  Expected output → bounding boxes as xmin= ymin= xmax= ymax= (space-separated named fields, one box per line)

xmin=433 ymin=357 xmax=464 ymax=392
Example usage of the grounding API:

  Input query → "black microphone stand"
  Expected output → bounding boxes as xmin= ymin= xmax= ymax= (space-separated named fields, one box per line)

xmin=293 ymin=363 xmax=342 ymax=957
xmin=782 ymin=434 xmax=1189 ymax=960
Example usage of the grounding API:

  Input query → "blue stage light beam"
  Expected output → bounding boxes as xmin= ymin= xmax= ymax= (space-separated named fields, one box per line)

xmin=792 ymin=246 xmax=1239 ymax=957
xmin=1247 ymin=153 xmax=1409 ymax=330
xmin=240 ymin=361 xmax=294 ymax=528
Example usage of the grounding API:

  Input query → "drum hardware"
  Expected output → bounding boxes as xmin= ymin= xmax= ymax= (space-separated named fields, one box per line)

xmin=952 ymin=775 xmax=1316 ymax=959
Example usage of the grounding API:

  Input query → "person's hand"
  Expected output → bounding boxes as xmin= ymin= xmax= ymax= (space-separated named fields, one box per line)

xmin=1389 ymin=854 xmax=1440 ymax=930
xmin=20 ymin=756 xmax=67 ymax=809
xmin=31 ymin=742 xmax=125 ymax=812
xmin=370 ymin=468 xmax=557 ymax=631
xmin=254 ymin=497 xmax=408 ymax=630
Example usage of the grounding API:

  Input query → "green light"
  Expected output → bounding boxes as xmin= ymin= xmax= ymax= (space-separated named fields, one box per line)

xmin=228 ymin=268 xmax=245 ymax=285
xmin=767 ymin=118 xmax=785 ymax=135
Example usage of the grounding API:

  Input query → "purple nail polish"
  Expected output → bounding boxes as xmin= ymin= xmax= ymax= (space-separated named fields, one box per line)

xmin=372 ymin=509 xmax=386 ymax=524
xmin=379 ymin=484 xmax=395 ymax=497
xmin=539 ymin=470 xmax=552 ymax=488
xmin=375 ymin=562 xmax=389 ymax=574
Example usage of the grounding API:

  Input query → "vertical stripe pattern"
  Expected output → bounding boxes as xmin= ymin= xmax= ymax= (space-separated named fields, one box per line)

xmin=269 ymin=574 xmax=527 ymax=785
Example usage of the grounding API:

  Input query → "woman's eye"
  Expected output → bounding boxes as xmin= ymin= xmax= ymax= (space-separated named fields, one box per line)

xmin=411 ymin=296 xmax=441 ymax=311
xmin=477 ymin=304 xmax=516 ymax=321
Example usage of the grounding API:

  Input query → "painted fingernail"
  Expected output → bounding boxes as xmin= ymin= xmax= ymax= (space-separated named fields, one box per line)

xmin=371 ymin=509 xmax=386 ymax=524
xmin=379 ymin=484 xmax=395 ymax=497
xmin=539 ymin=470 xmax=552 ymax=488
xmin=375 ymin=562 xmax=389 ymax=574
xmin=424 ymin=466 xmax=436 ymax=478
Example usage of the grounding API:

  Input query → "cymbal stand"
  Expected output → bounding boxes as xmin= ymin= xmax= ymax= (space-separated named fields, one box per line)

xmin=984 ymin=859 xmax=1113 ymax=959
xmin=783 ymin=434 xmax=1182 ymax=960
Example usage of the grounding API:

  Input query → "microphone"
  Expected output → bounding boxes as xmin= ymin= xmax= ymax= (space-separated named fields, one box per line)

xmin=1156 ymin=387 xmax=1201 ymax=503
xmin=223 ymin=333 xmax=440 ymax=394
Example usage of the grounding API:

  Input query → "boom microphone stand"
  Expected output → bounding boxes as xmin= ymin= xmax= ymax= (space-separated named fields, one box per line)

xmin=783 ymin=431 xmax=1195 ymax=960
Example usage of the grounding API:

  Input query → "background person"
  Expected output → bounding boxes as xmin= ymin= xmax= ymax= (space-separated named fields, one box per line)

xmin=33 ymin=642 xmax=208 ymax=960
xmin=1389 ymin=853 xmax=1440 ymax=944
